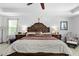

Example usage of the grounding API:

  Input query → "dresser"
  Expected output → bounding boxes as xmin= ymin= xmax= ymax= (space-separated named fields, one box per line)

xmin=52 ymin=34 xmax=61 ymax=40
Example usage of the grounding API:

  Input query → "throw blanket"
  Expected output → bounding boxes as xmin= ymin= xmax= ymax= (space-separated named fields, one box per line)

xmin=20 ymin=36 xmax=58 ymax=40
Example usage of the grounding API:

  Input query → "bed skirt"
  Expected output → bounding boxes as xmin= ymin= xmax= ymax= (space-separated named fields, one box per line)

xmin=8 ymin=52 xmax=69 ymax=56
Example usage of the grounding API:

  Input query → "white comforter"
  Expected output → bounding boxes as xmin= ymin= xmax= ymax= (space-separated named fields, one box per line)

xmin=2 ymin=40 xmax=73 ymax=56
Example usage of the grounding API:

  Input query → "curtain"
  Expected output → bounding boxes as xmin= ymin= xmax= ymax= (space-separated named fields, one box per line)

xmin=0 ymin=16 xmax=11 ymax=43
xmin=0 ymin=16 xmax=8 ymax=43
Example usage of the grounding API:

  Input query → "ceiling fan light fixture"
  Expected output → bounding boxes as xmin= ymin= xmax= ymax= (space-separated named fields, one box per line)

xmin=40 ymin=3 xmax=45 ymax=10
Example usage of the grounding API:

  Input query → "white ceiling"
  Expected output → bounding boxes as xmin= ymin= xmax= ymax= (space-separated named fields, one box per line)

xmin=0 ymin=3 xmax=79 ymax=16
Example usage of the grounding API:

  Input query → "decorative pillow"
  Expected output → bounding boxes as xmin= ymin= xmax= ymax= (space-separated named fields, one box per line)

xmin=35 ymin=32 xmax=42 ymax=35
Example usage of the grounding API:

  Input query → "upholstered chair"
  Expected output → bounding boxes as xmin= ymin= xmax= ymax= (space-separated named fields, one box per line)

xmin=65 ymin=32 xmax=79 ymax=48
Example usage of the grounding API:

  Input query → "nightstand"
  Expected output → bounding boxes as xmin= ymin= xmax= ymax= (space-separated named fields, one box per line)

xmin=52 ymin=34 xmax=61 ymax=40
xmin=15 ymin=34 xmax=26 ymax=40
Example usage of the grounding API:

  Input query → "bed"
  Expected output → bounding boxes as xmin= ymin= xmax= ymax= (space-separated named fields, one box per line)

xmin=2 ymin=39 xmax=72 ymax=56
xmin=2 ymin=22 xmax=73 ymax=56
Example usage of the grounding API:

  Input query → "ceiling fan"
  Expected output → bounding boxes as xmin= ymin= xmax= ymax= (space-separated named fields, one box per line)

xmin=27 ymin=3 xmax=45 ymax=10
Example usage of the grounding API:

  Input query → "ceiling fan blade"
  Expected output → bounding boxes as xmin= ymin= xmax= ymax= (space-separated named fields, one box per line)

xmin=27 ymin=3 xmax=32 ymax=5
xmin=40 ymin=3 xmax=45 ymax=10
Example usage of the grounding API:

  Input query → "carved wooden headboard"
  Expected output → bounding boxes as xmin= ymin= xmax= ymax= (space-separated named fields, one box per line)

xmin=27 ymin=22 xmax=50 ymax=33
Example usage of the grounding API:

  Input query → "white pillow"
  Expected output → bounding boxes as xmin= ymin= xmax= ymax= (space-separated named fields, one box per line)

xmin=27 ymin=32 xmax=36 ymax=34
xmin=26 ymin=32 xmax=35 ymax=36
xmin=42 ymin=32 xmax=51 ymax=34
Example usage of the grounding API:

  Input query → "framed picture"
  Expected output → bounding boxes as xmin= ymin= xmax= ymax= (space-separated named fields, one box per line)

xmin=60 ymin=21 xmax=68 ymax=30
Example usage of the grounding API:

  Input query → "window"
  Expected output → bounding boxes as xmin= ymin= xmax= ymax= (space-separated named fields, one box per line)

xmin=8 ymin=20 xmax=18 ymax=35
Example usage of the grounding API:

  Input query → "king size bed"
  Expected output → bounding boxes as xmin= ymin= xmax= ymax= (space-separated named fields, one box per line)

xmin=2 ymin=22 xmax=73 ymax=56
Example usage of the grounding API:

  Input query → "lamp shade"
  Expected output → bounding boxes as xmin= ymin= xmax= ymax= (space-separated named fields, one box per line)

xmin=21 ymin=25 xmax=27 ymax=32
xmin=51 ymin=26 xmax=59 ymax=34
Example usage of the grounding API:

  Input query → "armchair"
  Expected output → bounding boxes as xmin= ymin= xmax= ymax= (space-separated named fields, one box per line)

xmin=65 ymin=32 xmax=79 ymax=48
